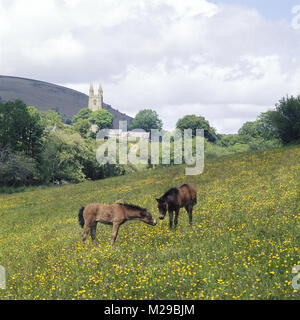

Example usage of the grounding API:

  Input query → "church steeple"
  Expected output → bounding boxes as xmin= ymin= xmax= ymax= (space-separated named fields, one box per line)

xmin=88 ymin=83 xmax=103 ymax=111
xmin=98 ymin=84 xmax=103 ymax=95
xmin=89 ymin=83 xmax=94 ymax=96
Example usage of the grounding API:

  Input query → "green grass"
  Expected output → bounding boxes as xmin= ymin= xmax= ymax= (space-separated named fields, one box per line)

xmin=0 ymin=146 xmax=299 ymax=300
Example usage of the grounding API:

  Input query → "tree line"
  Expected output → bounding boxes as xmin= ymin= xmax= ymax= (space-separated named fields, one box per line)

xmin=0 ymin=95 xmax=299 ymax=189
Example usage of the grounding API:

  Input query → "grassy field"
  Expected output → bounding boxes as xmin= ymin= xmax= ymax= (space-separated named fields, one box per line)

xmin=0 ymin=146 xmax=299 ymax=300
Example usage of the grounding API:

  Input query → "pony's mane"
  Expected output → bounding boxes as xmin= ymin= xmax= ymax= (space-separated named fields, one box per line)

xmin=162 ymin=187 xmax=179 ymax=199
xmin=119 ymin=203 xmax=147 ymax=212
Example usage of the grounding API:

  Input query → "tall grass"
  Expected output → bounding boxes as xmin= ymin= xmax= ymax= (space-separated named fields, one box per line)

xmin=0 ymin=146 xmax=299 ymax=300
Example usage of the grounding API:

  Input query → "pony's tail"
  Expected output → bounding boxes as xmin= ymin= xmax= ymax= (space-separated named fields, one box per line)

xmin=78 ymin=207 xmax=85 ymax=228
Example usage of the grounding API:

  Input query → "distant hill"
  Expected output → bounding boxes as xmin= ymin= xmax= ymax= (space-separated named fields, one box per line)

xmin=0 ymin=75 xmax=132 ymax=128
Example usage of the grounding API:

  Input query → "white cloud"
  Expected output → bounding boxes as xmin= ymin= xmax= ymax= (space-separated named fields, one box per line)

xmin=23 ymin=33 xmax=84 ymax=66
xmin=1 ymin=0 xmax=300 ymax=133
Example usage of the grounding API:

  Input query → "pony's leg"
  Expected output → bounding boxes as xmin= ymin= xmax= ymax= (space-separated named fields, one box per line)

xmin=90 ymin=222 xmax=98 ymax=247
xmin=168 ymin=210 xmax=173 ymax=229
xmin=185 ymin=205 xmax=193 ymax=226
xmin=174 ymin=209 xmax=179 ymax=228
xmin=81 ymin=225 xmax=91 ymax=245
xmin=81 ymin=217 xmax=94 ymax=245
xmin=111 ymin=222 xmax=121 ymax=245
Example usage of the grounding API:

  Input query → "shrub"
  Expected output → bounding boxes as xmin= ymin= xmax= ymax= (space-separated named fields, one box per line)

xmin=0 ymin=147 xmax=39 ymax=186
xmin=40 ymin=131 xmax=88 ymax=183
xmin=264 ymin=95 xmax=300 ymax=144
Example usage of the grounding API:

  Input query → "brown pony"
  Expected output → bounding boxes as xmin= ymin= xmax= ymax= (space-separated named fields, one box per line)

xmin=156 ymin=184 xmax=197 ymax=228
xmin=78 ymin=203 xmax=157 ymax=245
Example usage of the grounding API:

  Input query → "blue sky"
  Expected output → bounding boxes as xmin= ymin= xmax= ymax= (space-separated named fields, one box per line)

xmin=212 ymin=0 xmax=300 ymax=21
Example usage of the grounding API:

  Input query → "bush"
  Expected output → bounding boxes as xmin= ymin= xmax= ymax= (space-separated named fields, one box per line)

xmin=265 ymin=95 xmax=300 ymax=144
xmin=39 ymin=131 xmax=88 ymax=183
xmin=0 ymin=147 xmax=39 ymax=186
xmin=39 ymin=131 xmax=125 ymax=184
xmin=73 ymin=118 xmax=91 ymax=138
xmin=218 ymin=133 xmax=282 ymax=153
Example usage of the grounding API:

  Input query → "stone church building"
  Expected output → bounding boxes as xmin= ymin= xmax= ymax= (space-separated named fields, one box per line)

xmin=88 ymin=84 xmax=103 ymax=111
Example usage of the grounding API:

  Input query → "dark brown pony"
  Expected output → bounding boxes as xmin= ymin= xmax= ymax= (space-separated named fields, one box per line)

xmin=156 ymin=184 xmax=197 ymax=228
xmin=78 ymin=203 xmax=157 ymax=245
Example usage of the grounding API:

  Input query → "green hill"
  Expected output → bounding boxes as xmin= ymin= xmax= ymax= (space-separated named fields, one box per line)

xmin=0 ymin=146 xmax=299 ymax=299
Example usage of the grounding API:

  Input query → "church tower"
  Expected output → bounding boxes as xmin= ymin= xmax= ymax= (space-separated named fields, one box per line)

xmin=88 ymin=84 xmax=103 ymax=111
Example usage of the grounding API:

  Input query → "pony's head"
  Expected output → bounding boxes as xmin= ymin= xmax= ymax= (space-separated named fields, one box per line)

xmin=156 ymin=197 xmax=168 ymax=220
xmin=140 ymin=209 xmax=157 ymax=226
xmin=120 ymin=203 xmax=157 ymax=226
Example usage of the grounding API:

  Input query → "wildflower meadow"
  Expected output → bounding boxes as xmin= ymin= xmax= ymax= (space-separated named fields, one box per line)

xmin=0 ymin=146 xmax=299 ymax=300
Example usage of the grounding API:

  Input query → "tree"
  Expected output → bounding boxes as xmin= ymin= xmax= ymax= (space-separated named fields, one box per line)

xmin=40 ymin=131 xmax=88 ymax=183
xmin=40 ymin=110 xmax=64 ymax=129
xmin=238 ymin=114 xmax=278 ymax=141
xmin=0 ymin=100 xmax=45 ymax=159
xmin=39 ymin=131 xmax=124 ymax=183
xmin=217 ymin=134 xmax=243 ymax=147
xmin=72 ymin=108 xmax=92 ymax=123
xmin=238 ymin=121 xmax=258 ymax=138
xmin=73 ymin=118 xmax=91 ymax=138
xmin=129 ymin=109 xmax=163 ymax=132
xmin=176 ymin=114 xmax=218 ymax=142
xmin=264 ymin=95 xmax=300 ymax=144
xmin=25 ymin=106 xmax=46 ymax=159
xmin=89 ymin=109 xmax=114 ymax=130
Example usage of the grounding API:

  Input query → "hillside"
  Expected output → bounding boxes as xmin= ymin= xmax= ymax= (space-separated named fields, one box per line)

xmin=0 ymin=147 xmax=299 ymax=300
xmin=0 ymin=75 xmax=132 ymax=128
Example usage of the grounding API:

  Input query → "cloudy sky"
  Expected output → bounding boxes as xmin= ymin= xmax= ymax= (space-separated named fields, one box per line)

xmin=1 ymin=0 xmax=300 ymax=133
